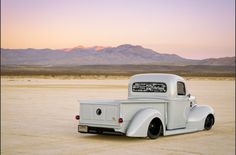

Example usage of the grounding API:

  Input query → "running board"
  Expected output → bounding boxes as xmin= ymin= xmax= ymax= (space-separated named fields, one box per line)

xmin=164 ymin=128 xmax=199 ymax=136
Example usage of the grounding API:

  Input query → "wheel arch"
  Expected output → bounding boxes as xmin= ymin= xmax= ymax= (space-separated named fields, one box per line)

xmin=187 ymin=105 xmax=215 ymax=130
xmin=126 ymin=108 xmax=165 ymax=137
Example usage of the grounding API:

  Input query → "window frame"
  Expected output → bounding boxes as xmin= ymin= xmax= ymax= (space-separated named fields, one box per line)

xmin=177 ymin=81 xmax=186 ymax=96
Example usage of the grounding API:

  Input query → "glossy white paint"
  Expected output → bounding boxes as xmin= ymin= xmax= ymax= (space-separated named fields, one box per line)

xmin=186 ymin=105 xmax=215 ymax=130
xmin=79 ymin=99 xmax=121 ymax=128
xmin=126 ymin=108 xmax=164 ymax=137
xmin=78 ymin=73 xmax=215 ymax=137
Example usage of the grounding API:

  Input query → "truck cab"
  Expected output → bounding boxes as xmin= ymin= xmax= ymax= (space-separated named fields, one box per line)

xmin=76 ymin=74 xmax=215 ymax=139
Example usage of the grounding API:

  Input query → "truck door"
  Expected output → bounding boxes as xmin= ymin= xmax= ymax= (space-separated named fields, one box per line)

xmin=167 ymin=81 xmax=190 ymax=129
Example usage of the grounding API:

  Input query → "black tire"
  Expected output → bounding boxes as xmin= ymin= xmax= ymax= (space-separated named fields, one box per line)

xmin=204 ymin=114 xmax=215 ymax=130
xmin=147 ymin=118 xmax=162 ymax=139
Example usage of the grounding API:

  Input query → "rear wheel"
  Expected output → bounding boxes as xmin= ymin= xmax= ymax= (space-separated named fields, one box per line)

xmin=204 ymin=114 xmax=214 ymax=130
xmin=147 ymin=118 xmax=162 ymax=139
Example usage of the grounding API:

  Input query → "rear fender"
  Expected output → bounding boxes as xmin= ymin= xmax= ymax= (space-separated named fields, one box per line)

xmin=187 ymin=105 xmax=215 ymax=130
xmin=126 ymin=108 xmax=164 ymax=137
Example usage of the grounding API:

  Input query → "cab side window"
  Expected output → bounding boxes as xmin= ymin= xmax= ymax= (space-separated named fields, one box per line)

xmin=177 ymin=82 xmax=186 ymax=96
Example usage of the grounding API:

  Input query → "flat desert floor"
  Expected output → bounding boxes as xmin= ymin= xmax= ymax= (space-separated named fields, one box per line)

xmin=1 ymin=77 xmax=235 ymax=155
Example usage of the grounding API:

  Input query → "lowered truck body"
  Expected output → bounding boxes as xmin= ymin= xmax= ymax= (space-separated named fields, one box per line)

xmin=76 ymin=74 xmax=215 ymax=139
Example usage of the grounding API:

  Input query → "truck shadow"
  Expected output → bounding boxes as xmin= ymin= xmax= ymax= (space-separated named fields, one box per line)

xmin=80 ymin=134 xmax=145 ymax=142
xmin=78 ymin=130 xmax=211 ymax=142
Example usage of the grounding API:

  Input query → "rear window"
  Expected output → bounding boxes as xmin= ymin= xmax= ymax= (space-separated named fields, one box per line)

xmin=132 ymin=82 xmax=167 ymax=93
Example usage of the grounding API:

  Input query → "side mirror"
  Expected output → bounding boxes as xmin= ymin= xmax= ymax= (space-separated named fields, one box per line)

xmin=187 ymin=93 xmax=191 ymax=98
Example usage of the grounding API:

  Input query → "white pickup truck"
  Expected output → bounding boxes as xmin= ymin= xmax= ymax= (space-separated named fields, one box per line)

xmin=75 ymin=74 xmax=215 ymax=139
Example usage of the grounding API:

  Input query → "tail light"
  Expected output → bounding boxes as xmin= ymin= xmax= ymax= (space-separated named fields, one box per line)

xmin=75 ymin=115 xmax=80 ymax=120
xmin=118 ymin=118 xmax=123 ymax=123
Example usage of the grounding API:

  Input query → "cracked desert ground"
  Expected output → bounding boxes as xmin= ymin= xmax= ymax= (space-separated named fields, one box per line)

xmin=1 ymin=77 xmax=235 ymax=155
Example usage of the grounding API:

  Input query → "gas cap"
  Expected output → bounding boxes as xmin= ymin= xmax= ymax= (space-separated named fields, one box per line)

xmin=96 ymin=108 xmax=102 ymax=115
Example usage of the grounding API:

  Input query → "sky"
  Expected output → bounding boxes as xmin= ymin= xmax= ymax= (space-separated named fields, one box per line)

xmin=1 ymin=0 xmax=235 ymax=59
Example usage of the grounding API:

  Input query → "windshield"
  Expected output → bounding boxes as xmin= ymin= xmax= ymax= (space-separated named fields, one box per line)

xmin=132 ymin=82 xmax=167 ymax=93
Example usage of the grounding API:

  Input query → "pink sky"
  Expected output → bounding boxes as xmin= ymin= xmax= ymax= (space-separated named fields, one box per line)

xmin=1 ymin=0 xmax=235 ymax=59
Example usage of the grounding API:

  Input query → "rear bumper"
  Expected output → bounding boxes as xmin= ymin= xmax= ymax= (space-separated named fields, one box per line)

xmin=78 ymin=125 xmax=124 ymax=135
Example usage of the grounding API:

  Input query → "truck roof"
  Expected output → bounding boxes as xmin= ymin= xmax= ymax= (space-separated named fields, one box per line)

xmin=130 ymin=73 xmax=184 ymax=82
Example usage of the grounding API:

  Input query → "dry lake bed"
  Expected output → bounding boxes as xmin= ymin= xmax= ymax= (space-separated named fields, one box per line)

xmin=1 ymin=77 xmax=235 ymax=155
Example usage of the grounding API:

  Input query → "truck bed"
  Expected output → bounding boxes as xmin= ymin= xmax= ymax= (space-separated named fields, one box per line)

xmin=79 ymin=99 xmax=167 ymax=131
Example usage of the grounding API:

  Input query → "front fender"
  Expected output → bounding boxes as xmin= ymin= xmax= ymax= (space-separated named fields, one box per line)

xmin=187 ymin=105 xmax=215 ymax=130
xmin=126 ymin=108 xmax=164 ymax=137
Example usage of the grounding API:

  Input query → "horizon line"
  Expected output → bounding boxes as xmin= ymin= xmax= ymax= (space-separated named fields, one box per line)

xmin=1 ymin=44 xmax=235 ymax=61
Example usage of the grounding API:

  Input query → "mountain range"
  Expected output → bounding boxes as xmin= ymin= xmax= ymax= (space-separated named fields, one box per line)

xmin=1 ymin=44 xmax=235 ymax=66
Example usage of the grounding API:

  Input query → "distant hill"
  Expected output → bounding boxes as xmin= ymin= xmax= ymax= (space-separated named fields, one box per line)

xmin=198 ymin=57 xmax=235 ymax=66
xmin=1 ymin=44 xmax=235 ymax=66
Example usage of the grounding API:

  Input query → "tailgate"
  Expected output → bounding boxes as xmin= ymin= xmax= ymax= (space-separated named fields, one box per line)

xmin=79 ymin=100 xmax=121 ymax=127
